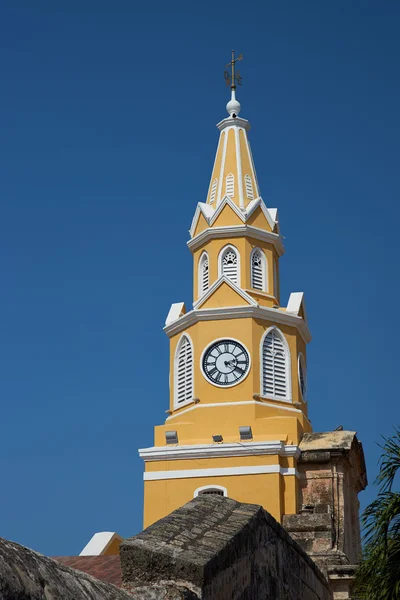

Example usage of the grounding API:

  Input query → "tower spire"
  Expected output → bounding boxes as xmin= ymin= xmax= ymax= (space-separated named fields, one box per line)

xmin=224 ymin=50 xmax=243 ymax=117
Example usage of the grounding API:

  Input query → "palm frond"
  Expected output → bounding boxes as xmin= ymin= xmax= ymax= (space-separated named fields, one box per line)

xmin=376 ymin=428 xmax=400 ymax=492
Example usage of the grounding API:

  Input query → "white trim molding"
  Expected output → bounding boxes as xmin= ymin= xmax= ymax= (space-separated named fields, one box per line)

xmin=143 ymin=464 xmax=300 ymax=481
xmin=217 ymin=115 xmax=251 ymax=133
xmin=189 ymin=197 xmax=279 ymax=242
xmin=198 ymin=251 xmax=209 ymax=298
xmin=194 ymin=484 xmax=227 ymax=497
xmin=194 ymin=275 xmax=257 ymax=310
xmin=165 ymin=399 xmax=310 ymax=423
xmin=164 ymin=305 xmax=312 ymax=344
xmin=287 ymin=292 xmax=308 ymax=325
xmin=139 ymin=440 xmax=300 ymax=462
xmin=79 ymin=532 xmax=123 ymax=557
xmin=165 ymin=302 xmax=186 ymax=327
xmin=250 ymin=247 xmax=268 ymax=292
xmin=218 ymin=243 xmax=241 ymax=286
xmin=187 ymin=225 xmax=284 ymax=257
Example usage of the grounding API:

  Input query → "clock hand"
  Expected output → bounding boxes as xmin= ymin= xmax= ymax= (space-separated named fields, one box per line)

xmin=224 ymin=359 xmax=237 ymax=367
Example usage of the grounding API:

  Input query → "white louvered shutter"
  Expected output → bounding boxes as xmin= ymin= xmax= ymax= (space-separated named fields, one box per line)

xmin=244 ymin=174 xmax=254 ymax=200
xmin=199 ymin=489 xmax=224 ymax=496
xmin=200 ymin=254 xmax=209 ymax=295
xmin=222 ymin=249 xmax=238 ymax=284
xmin=262 ymin=330 xmax=288 ymax=399
xmin=251 ymin=250 xmax=264 ymax=291
xmin=209 ymin=178 xmax=218 ymax=204
xmin=176 ymin=336 xmax=193 ymax=405
xmin=226 ymin=173 xmax=234 ymax=198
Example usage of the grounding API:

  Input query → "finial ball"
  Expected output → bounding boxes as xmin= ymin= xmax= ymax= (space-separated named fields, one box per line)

xmin=226 ymin=97 xmax=241 ymax=117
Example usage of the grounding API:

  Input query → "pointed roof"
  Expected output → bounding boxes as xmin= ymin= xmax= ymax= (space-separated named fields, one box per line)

xmin=205 ymin=90 xmax=260 ymax=211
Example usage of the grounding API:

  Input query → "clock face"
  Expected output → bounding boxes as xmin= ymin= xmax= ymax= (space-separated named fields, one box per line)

xmin=202 ymin=339 xmax=250 ymax=387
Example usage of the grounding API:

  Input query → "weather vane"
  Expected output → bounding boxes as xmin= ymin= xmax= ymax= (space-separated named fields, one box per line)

xmin=224 ymin=50 xmax=243 ymax=90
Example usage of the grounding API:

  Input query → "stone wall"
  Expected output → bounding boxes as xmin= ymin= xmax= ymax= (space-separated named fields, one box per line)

xmin=121 ymin=494 xmax=332 ymax=600
xmin=283 ymin=431 xmax=367 ymax=599
xmin=283 ymin=431 xmax=366 ymax=568
xmin=0 ymin=536 xmax=134 ymax=600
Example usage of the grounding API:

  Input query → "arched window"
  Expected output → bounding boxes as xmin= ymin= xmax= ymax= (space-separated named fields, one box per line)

xmin=226 ymin=173 xmax=234 ymax=198
xmin=198 ymin=252 xmax=209 ymax=297
xmin=298 ymin=353 xmax=307 ymax=401
xmin=251 ymin=248 xmax=267 ymax=292
xmin=194 ymin=485 xmax=227 ymax=497
xmin=209 ymin=178 xmax=218 ymax=204
xmin=244 ymin=174 xmax=254 ymax=200
xmin=174 ymin=334 xmax=194 ymax=407
xmin=219 ymin=245 xmax=239 ymax=285
xmin=261 ymin=327 xmax=291 ymax=401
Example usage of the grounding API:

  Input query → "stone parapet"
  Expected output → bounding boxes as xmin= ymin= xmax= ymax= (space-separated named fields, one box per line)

xmin=120 ymin=494 xmax=331 ymax=600
xmin=283 ymin=430 xmax=367 ymax=600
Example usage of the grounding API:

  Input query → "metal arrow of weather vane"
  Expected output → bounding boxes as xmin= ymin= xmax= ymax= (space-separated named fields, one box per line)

xmin=224 ymin=50 xmax=243 ymax=89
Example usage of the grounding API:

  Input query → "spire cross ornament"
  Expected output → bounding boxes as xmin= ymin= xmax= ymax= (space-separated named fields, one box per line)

xmin=224 ymin=50 xmax=243 ymax=90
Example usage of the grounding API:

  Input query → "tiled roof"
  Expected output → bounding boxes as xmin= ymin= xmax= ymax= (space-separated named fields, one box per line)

xmin=53 ymin=555 xmax=122 ymax=587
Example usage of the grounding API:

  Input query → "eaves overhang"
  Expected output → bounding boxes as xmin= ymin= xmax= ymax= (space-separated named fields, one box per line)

xmin=139 ymin=441 xmax=301 ymax=462
xmin=164 ymin=305 xmax=312 ymax=343
xmin=187 ymin=225 xmax=285 ymax=256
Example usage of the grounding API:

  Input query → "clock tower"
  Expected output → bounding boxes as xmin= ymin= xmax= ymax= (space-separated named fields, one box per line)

xmin=139 ymin=58 xmax=312 ymax=528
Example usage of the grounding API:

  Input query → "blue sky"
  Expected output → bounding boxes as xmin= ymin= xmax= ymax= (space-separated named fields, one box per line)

xmin=1 ymin=1 xmax=399 ymax=556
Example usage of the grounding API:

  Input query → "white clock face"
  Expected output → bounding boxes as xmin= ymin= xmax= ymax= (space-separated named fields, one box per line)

xmin=202 ymin=339 xmax=250 ymax=387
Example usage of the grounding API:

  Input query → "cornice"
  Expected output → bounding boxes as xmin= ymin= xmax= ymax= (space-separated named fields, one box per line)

xmin=216 ymin=116 xmax=250 ymax=132
xmin=139 ymin=441 xmax=301 ymax=462
xmin=143 ymin=465 xmax=301 ymax=481
xmin=166 ymin=399 xmax=307 ymax=422
xmin=163 ymin=304 xmax=312 ymax=343
xmin=187 ymin=225 xmax=285 ymax=256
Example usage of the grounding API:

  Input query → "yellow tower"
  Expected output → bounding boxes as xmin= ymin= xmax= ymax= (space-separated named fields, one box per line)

xmin=140 ymin=54 xmax=312 ymax=528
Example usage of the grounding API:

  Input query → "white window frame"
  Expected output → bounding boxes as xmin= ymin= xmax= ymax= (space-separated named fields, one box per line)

xmin=198 ymin=251 xmax=209 ymax=298
xmin=298 ymin=352 xmax=307 ymax=402
xmin=174 ymin=333 xmax=194 ymax=409
xmin=250 ymin=247 xmax=268 ymax=292
xmin=218 ymin=244 xmax=241 ymax=286
xmin=259 ymin=326 xmax=292 ymax=403
xmin=194 ymin=485 xmax=227 ymax=497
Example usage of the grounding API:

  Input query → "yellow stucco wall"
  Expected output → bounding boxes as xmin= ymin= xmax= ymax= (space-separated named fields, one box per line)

xmin=192 ymin=236 xmax=280 ymax=303
xmin=143 ymin=471 xmax=293 ymax=528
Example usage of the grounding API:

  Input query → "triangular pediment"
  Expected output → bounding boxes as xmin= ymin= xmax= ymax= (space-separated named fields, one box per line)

xmin=193 ymin=211 xmax=209 ymax=237
xmin=189 ymin=197 xmax=277 ymax=239
xmin=246 ymin=205 xmax=273 ymax=232
xmin=194 ymin=276 xmax=258 ymax=310
xmin=212 ymin=202 xmax=243 ymax=228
